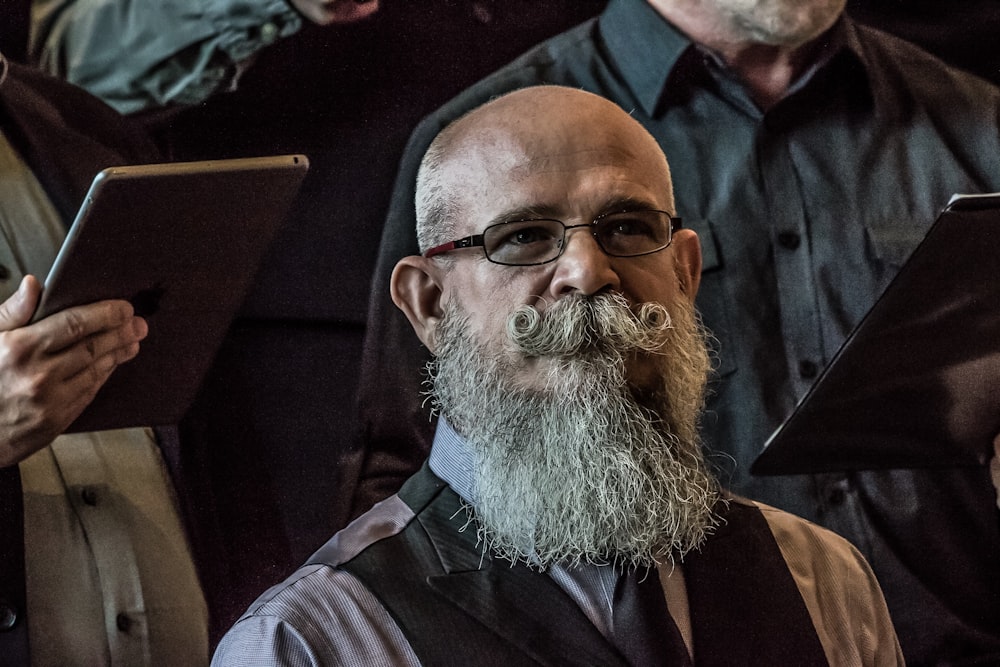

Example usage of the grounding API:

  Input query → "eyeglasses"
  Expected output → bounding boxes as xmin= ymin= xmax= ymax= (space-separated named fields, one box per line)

xmin=423 ymin=210 xmax=681 ymax=266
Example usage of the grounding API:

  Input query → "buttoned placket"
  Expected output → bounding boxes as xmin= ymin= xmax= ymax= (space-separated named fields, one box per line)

xmin=50 ymin=437 xmax=150 ymax=665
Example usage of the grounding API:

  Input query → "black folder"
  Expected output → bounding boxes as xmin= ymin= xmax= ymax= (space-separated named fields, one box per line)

xmin=752 ymin=193 xmax=1000 ymax=475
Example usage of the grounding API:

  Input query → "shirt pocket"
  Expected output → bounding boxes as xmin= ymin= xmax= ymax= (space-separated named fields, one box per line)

xmin=863 ymin=224 xmax=928 ymax=269
xmin=686 ymin=218 xmax=736 ymax=378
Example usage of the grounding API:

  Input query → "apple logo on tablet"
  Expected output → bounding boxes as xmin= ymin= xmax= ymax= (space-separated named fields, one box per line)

xmin=131 ymin=283 xmax=166 ymax=318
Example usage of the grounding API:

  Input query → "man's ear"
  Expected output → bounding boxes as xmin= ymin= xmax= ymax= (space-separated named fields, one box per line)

xmin=671 ymin=228 xmax=702 ymax=300
xmin=391 ymin=256 xmax=446 ymax=354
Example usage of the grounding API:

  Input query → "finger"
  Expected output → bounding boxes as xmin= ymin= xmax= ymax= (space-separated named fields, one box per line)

xmin=57 ymin=334 xmax=142 ymax=407
xmin=0 ymin=276 xmax=41 ymax=332
xmin=0 ymin=345 xmax=120 ymax=465
xmin=44 ymin=318 xmax=145 ymax=381
xmin=33 ymin=300 xmax=137 ymax=354
xmin=45 ymin=351 xmax=121 ymax=422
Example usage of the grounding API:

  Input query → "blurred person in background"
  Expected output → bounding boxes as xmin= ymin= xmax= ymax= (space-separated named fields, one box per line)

xmin=0 ymin=53 xmax=208 ymax=666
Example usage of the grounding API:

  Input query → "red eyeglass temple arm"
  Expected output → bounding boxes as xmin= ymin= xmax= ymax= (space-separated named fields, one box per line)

xmin=423 ymin=234 xmax=483 ymax=258
xmin=424 ymin=241 xmax=457 ymax=258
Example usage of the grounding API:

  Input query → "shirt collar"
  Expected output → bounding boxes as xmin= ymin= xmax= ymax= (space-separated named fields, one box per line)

xmin=426 ymin=417 xmax=621 ymax=599
xmin=598 ymin=0 xmax=690 ymax=118
xmin=428 ymin=417 xmax=478 ymax=506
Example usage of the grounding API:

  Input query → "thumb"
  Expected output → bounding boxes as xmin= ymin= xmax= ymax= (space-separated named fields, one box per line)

xmin=0 ymin=276 xmax=41 ymax=331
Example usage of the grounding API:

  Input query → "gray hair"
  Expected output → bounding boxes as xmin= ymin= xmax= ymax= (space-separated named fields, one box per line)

xmin=414 ymin=120 xmax=467 ymax=255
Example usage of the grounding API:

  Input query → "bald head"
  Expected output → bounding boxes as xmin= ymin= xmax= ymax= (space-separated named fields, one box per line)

xmin=414 ymin=86 xmax=675 ymax=253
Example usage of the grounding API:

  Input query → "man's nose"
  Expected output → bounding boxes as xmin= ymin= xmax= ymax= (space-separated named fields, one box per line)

xmin=547 ymin=226 xmax=620 ymax=297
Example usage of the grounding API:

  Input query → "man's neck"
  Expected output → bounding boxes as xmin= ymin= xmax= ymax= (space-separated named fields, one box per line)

xmin=648 ymin=0 xmax=829 ymax=110
xmin=717 ymin=41 xmax=825 ymax=110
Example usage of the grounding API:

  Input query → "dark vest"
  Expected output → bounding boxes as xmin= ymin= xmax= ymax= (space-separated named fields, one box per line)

xmin=323 ymin=464 xmax=828 ymax=665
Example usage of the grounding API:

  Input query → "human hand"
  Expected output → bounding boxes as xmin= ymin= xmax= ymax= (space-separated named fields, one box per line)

xmin=991 ymin=434 xmax=1000 ymax=510
xmin=0 ymin=276 xmax=148 ymax=467
xmin=287 ymin=0 xmax=379 ymax=26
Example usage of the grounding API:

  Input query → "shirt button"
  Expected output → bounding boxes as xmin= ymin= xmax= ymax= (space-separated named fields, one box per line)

xmin=81 ymin=487 xmax=98 ymax=506
xmin=260 ymin=22 xmax=279 ymax=45
xmin=777 ymin=231 xmax=801 ymax=249
xmin=0 ymin=601 xmax=18 ymax=631
xmin=798 ymin=359 xmax=819 ymax=378
xmin=116 ymin=612 xmax=132 ymax=633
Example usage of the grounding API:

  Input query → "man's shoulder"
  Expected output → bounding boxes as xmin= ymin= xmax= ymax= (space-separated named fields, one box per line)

xmin=239 ymin=466 xmax=452 ymax=619
xmin=307 ymin=493 xmax=421 ymax=571
xmin=214 ymin=560 xmax=418 ymax=665
xmin=849 ymin=18 xmax=1000 ymax=104
xmin=212 ymin=472 xmax=464 ymax=665
xmin=213 ymin=494 xmax=424 ymax=663
xmin=731 ymin=495 xmax=873 ymax=575
xmin=724 ymin=498 xmax=903 ymax=662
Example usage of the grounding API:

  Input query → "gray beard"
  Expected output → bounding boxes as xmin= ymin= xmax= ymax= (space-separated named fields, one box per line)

xmin=717 ymin=0 xmax=846 ymax=46
xmin=427 ymin=292 xmax=721 ymax=569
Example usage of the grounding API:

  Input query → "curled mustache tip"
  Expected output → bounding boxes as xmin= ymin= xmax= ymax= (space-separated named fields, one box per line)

xmin=508 ymin=293 xmax=673 ymax=357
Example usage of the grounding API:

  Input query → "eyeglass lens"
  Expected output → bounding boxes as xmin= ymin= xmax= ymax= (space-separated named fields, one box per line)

xmin=483 ymin=211 xmax=673 ymax=265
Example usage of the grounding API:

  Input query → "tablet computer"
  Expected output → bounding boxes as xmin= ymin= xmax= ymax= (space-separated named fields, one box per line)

xmin=35 ymin=154 xmax=309 ymax=432
xmin=752 ymin=193 xmax=1000 ymax=475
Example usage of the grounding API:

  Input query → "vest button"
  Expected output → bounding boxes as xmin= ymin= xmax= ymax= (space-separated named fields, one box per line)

xmin=798 ymin=359 xmax=819 ymax=378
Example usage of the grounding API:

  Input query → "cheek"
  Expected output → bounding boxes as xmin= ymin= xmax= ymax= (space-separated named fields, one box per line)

xmin=617 ymin=258 xmax=684 ymax=306
xmin=464 ymin=275 xmax=549 ymax=322
xmin=447 ymin=263 xmax=557 ymax=346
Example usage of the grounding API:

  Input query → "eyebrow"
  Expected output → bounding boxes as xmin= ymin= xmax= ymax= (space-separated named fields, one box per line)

xmin=486 ymin=196 xmax=667 ymax=228
xmin=486 ymin=205 xmax=562 ymax=227
xmin=600 ymin=195 xmax=666 ymax=215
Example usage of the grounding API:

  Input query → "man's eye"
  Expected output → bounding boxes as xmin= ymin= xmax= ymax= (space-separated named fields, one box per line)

xmin=608 ymin=218 xmax=653 ymax=237
xmin=499 ymin=225 xmax=554 ymax=246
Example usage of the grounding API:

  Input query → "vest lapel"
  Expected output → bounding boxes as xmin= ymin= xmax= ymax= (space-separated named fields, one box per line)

xmin=420 ymin=484 xmax=627 ymax=666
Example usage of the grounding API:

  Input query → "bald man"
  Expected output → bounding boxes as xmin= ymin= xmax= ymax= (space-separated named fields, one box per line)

xmin=212 ymin=86 xmax=901 ymax=666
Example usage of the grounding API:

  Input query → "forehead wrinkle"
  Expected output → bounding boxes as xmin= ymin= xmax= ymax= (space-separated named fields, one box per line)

xmin=507 ymin=143 xmax=647 ymax=175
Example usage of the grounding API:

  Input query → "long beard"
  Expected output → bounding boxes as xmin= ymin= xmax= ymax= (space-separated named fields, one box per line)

xmin=427 ymin=292 xmax=721 ymax=569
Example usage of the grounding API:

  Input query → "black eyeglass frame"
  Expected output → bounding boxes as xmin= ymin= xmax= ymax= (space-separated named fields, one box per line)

xmin=423 ymin=210 xmax=682 ymax=266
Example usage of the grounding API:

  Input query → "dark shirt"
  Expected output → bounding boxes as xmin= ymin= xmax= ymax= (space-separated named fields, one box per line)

xmin=356 ymin=0 xmax=1000 ymax=662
